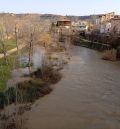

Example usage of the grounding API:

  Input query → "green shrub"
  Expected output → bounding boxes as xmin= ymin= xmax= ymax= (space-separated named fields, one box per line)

xmin=0 ymin=92 xmax=7 ymax=109
xmin=5 ymin=87 xmax=16 ymax=104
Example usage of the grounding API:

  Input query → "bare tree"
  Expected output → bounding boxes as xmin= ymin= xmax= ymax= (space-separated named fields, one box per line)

xmin=28 ymin=32 xmax=34 ymax=73
xmin=14 ymin=23 xmax=19 ymax=52
xmin=39 ymin=32 xmax=52 ymax=49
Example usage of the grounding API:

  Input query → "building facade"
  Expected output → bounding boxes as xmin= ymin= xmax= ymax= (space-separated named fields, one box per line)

xmin=110 ymin=17 xmax=120 ymax=34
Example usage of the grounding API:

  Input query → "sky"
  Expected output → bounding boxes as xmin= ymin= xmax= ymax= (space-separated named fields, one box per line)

xmin=0 ymin=0 xmax=120 ymax=16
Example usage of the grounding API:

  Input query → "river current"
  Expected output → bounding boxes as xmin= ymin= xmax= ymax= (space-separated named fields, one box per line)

xmin=26 ymin=46 xmax=120 ymax=129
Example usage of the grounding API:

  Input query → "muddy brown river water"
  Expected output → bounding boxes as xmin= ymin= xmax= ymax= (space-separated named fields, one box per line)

xmin=26 ymin=46 xmax=120 ymax=129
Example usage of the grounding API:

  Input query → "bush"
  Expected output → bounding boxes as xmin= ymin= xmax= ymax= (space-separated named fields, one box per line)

xmin=0 ymin=92 xmax=7 ymax=109
xmin=17 ymin=79 xmax=52 ymax=103
xmin=30 ymin=66 xmax=62 ymax=84
xmin=5 ymin=87 xmax=16 ymax=104
xmin=102 ymin=49 xmax=117 ymax=61
xmin=42 ymin=66 xmax=62 ymax=84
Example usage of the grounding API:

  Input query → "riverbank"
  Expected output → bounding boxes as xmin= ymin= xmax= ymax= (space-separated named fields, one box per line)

xmin=25 ymin=46 xmax=120 ymax=129
xmin=0 ymin=45 xmax=71 ymax=129
xmin=73 ymin=37 xmax=110 ymax=51
xmin=0 ymin=45 xmax=26 ymax=91
xmin=0 ymin=53 xmax=19 ymax=91
xmin=73 ymin=37 xmax=119 ymax=61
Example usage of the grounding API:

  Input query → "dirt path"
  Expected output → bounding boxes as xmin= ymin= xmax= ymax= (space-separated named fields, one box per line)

xmin=25 ymin=46 xmax=120 ymax=129
xmin=0 ymin=45 xmax=25 ymax=59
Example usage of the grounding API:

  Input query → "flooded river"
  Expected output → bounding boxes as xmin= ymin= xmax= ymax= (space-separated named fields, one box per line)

xmin=26 ymin=46 xmax=120 ymax=129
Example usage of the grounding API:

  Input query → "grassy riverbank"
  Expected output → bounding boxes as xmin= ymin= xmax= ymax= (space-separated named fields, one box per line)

xmin=0 ymin=47 xmax=28 ymax=91
xmin=0 ymin=40 xmax=16 ymax=53
xmin=74 ymin=37 xmax=110 ymax=51
xmin=0 ymin=53 xmax=19 ymax=91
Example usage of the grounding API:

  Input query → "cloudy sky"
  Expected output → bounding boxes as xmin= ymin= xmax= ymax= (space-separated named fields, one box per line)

xmin=0 ymin=0 xmax=119 ymax=15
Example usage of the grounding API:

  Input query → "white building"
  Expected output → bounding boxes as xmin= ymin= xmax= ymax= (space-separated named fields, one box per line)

xmin=72 ymin=21 xmax=88 ymax=32
xmin=100 ymin=22 xmax=111 ymax=34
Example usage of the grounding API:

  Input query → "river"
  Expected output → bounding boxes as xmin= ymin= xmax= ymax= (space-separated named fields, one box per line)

xmin=26 ymin=46 xmax=120 ymax=129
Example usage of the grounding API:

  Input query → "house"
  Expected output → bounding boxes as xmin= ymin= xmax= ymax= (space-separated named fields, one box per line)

xmin=72 ymin=21 xmax=89 ymax=34
xmin=110 ymin=16 xmax=120 ymax=34
xmin=56 ymin=17 xmax=71 ymax=28
xmin=100 ymin=12 xmax=115 ymax=23
xmin=96 ymin=12 xmax=115 ymax=25
xmin=95 ymin=12 xmax=117 ymax=34
xmin=100 ymin=22 xmax=111 ymax=34
xmin=99 ymin=15 xmax=120 ymax=34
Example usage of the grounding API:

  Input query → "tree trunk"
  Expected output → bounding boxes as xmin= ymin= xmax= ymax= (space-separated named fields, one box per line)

xmin=15 ymin=24 xmax=19 ymax=52
xmin=1 ymin=42 xmax=7 ymax=62
xmin=28 ymin=33 xmax=33 ymax=73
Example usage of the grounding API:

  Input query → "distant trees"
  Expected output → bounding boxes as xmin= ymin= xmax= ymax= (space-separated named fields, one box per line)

xmin=39 ymin=32 xmax=52 ymax=48
xmin=15 ymin=20 xmax=50 ymax=72
xmin=0 ymin=13 xmax=54 ymax=70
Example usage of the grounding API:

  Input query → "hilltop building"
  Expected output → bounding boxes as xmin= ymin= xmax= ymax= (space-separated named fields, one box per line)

xmin=56 ymin=17 xmax=71 ymax=28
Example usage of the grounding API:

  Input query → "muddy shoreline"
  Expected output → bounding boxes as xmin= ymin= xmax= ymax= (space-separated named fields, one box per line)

xmin=0 ymin=43 xmax=71 ymax=129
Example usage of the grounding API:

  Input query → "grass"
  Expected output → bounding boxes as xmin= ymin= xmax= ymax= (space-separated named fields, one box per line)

xmin=0 ymin=45 xmax=27 ymax=91
xmin=0 ymin=54 xmax=19 ymax=91
xmin=0 ymin=61 xmax=11 ymax=91
xmin=0 ymin=39 xmax=16 ymax=53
